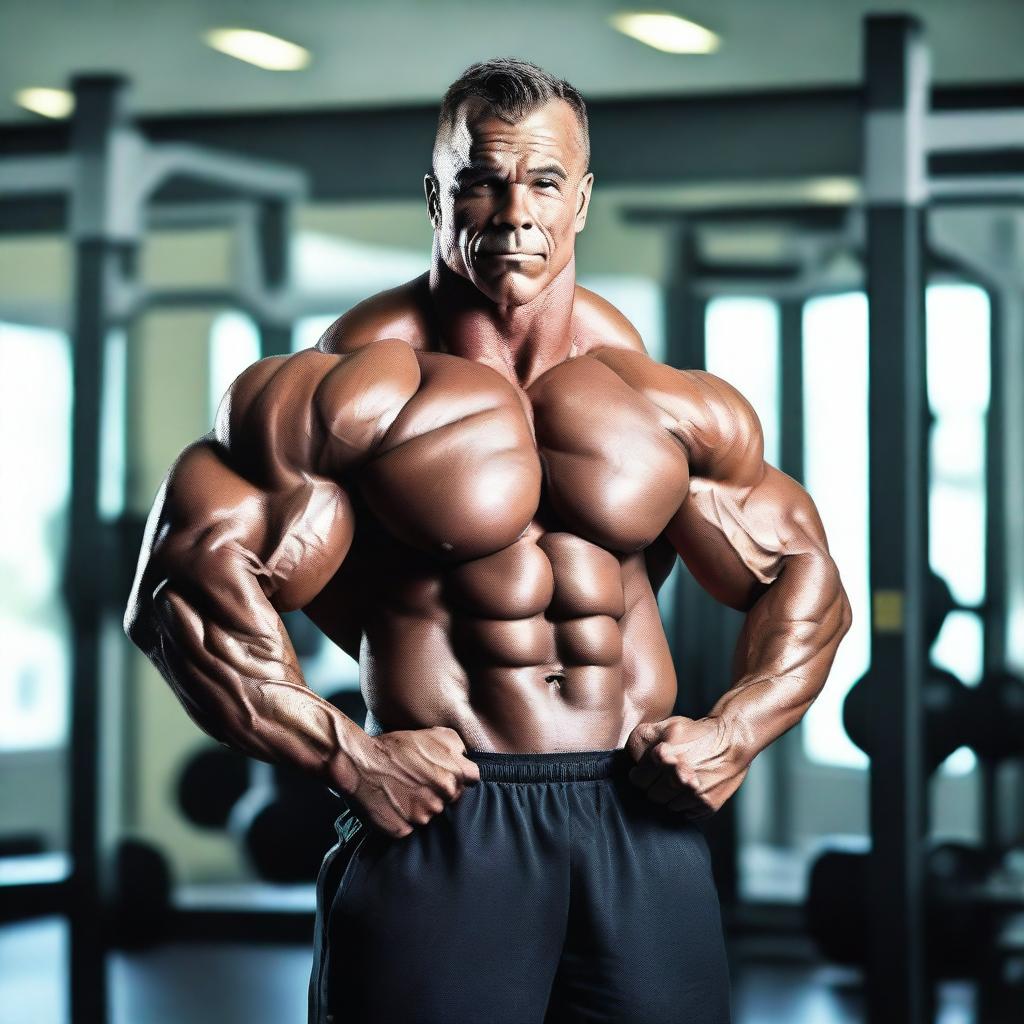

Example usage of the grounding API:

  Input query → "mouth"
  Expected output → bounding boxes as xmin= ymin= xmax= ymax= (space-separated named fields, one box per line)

xmin=478 ymin=251 xmax=543 ymax=262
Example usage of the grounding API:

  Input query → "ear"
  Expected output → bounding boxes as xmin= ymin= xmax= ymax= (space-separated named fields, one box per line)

xmin=574 ymin=172 xmax=594 ymax=233
xmin=423 ymin=173 xmax=441 ymax=230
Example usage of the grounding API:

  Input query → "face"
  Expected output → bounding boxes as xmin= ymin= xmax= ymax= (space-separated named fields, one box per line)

xmin=425 ymin=97 xmax=594 ymax=307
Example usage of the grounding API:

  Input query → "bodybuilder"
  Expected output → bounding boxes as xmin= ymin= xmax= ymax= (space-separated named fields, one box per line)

xmin=125 ymin=59 xmax=851 ymax=1024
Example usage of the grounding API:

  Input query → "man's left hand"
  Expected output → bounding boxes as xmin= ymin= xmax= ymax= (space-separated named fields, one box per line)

xmin=625 ymin=715 xmax=750 ymax=818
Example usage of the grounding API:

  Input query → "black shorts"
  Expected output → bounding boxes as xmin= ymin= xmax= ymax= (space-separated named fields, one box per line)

xmin=308 ymin=747 xmax=732 ymax=1024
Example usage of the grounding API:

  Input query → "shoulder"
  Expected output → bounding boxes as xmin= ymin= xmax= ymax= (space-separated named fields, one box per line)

xmin=214 ymin=340 xmax=422 ymax=485
xmin=572 ymin=285 xmax=647 ymax=354
xmin=315 ymin=274 xmax=431 ymax=355
xmin=588 ymin=349 xmax=764 ymax=483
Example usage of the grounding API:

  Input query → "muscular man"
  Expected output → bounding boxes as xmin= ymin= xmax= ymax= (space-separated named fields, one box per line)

xmin=125 ymin=58 xmax=851 ymax=1024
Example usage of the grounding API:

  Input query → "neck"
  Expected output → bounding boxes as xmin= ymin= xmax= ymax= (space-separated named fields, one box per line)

xmin=426 ymin=242 xmax=577 ymax=389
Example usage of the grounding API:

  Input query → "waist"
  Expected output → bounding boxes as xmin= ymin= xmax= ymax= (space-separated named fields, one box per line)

xmin=464 ymin=747 xmax=631 ymax=783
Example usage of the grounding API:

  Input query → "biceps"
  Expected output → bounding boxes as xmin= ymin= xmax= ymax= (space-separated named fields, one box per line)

xmin=666 ymin=466 xmax=821 ymax=612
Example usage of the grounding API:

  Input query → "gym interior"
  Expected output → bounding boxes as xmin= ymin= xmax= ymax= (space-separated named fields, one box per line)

xmin=2 ymin=2 xmax=1023 ymax=1022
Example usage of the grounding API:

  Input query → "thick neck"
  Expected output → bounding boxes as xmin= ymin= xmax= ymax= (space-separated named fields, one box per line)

xmin=426 ymin=242 xmax=577 ymax=389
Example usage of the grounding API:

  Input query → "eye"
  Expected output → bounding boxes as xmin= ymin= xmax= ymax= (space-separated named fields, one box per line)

xmin=463 ymin=178 xmax=499 ymax=195
xmin=535 ymin=178 xmax=558 ymax=189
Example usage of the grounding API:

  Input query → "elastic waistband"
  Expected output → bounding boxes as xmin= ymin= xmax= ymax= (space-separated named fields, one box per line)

xmin=465 ymin=748 xmax=630 ymax=783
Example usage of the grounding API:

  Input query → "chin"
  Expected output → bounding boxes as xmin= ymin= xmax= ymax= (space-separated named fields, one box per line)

xmin=492 ymin=282 xmax=544 ymax=307
xmin=475 ymin=270 xmax=548 ymax=308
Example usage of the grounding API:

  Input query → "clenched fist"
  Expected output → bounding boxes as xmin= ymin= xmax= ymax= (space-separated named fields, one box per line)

xmin=343 ymin=727 xmax=480 ymax=838
xmin=625 ymin=715 xmax=750 ymax=819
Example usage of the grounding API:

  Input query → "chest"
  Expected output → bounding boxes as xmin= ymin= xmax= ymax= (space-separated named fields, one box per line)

xmin=354 ymin=353 xmax=689 ymax=561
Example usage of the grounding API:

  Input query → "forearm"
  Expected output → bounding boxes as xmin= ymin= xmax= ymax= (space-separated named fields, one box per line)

xmin=128 ymin=558 xmax=369 ymax=796
xmin=707 ymin=550 xmax=852 ymax=763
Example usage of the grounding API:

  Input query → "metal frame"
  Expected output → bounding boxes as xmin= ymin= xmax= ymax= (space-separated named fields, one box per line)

xmin=0 ymin=72 xmax=310 ymax=1023
xmin=862 ymin=16 xmax=1024 ymax=1022
xmin=862 ymin=17 xmax=930 ymax=1023
xmin=4 ymin=81 xmax=1024 ymax=237
xmin=619 ymin=18 xmax=1024 ymax=1022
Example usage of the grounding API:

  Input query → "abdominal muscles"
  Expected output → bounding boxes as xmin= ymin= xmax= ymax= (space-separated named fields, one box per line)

xmin=357 ymin=525 xmax=677 ymax=751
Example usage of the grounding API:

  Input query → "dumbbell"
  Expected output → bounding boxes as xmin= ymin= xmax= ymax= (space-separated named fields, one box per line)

xmin=845 ymin=665 xmax=1024 ymax=770
xmin=806 ymin=841 xmax=998 ymax=977
xmin=229 ymin=688 xmax=364 ymax=882
xmin=176 ymin=743 xmax=252 ymax=830
xmin=972 ymin=671 xmax=1024 ymax=762
xmin=843 ymin=667 xmax=979 ymax=774
xmin=229 ymin=781 xmax=342 ymax=883
xmin=206 ymin=684 xmax=366 ymax=881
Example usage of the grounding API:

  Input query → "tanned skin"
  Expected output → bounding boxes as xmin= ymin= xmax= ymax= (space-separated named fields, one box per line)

xmin=125 ymin=96 xmax=852 ymax=840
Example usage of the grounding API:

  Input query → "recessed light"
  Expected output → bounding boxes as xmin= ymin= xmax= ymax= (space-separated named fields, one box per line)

xmin=610 ymin=11 xmax=720 ymax=54
xmin=203 ymin=28 xmax=311 ymax=71
xmin=15 ymin=87 xmax=75 ymax=119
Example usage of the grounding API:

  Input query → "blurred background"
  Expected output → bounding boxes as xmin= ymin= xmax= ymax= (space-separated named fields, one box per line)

xmin=1 ymin=1 xmax=1023 ymax=1021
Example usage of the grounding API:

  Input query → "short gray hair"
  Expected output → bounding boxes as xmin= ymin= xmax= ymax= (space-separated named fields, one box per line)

xmin=435 ymin=57 xmax=590 ymax=170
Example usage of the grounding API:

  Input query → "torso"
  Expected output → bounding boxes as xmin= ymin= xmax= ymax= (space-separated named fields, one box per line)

xmin=303 ymin=275 xmax=688 ymax=752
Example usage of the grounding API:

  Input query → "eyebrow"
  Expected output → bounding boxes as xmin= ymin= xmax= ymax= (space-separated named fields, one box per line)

xmin=454 ymin=161 xmax=569 ymax=183
xmin=454 ymin=163 xmax=498 ymax=184
xmin=527 ymin=164 xmax=568 ymax=181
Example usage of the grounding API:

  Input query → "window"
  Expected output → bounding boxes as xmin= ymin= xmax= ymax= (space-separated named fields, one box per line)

xmin=704 ymin=297 xmax=781 ymax=465
xmin=0 ymin=323 xmax=72 ymax=750
xmin=208 ymin=311 xmax=261 ymax=427
xmin=801 ymin=294 xmax=871 ymax=768
xmin=800 ymin=285 xmax=991 ymax=775
xmin=692 ymin=295 xmax=782 ymax=666
xmin=926 ymin=283 xmax=990 ymax=776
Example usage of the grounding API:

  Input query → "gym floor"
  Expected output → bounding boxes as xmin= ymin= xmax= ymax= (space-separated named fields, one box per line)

xmin=1 ymin=918 xmax=976 ymax=1024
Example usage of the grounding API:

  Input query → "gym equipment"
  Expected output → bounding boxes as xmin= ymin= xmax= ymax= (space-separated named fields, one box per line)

xmin=844 ymin=667 xmax=974 ymax=774
xmin=111 ymin=837 xmax=173 ymax=950
xmin=0 ymin=73 xmax=309 ymax=1020
xmin=844 ymin=665 xmax=1024 ymax=772
xmin=806 ymin=842 xmax=999 ymax=977
xmin=229 ymin=781 xmax=342 ymax=884
xmin=176 ymin=744 xmax=252 ymax=830
xmin=858 ymin=14 xmax=1024 ymax=1018
xmin=927 ymin=569 xmax=958 ymax=647
xmin=227 ymin=687 xmax=366 ymax=882
xmin=972 ymin=672 xmax=1024 ymax=764
xmin=0 ymin=835 xmax=46 ymax=857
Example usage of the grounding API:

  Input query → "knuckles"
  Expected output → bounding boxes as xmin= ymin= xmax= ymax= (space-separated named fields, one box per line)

xmin=435 ymin=775 xmax=460 ymax=800
xmin=653 ymin=745 xmax=676 ymax=765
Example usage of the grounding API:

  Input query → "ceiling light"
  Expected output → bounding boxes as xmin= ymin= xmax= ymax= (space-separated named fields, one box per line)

xmin=203 ymin=28 xmax=311 ymax=71
xmin=610 ymin=11 xmax=720 ymax=54
xmin=15 ymin=87 xmax=75 ymax=119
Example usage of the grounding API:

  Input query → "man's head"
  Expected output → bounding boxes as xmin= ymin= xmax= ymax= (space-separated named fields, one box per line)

xmin=425 ymin=58 xmax=594 ymax=308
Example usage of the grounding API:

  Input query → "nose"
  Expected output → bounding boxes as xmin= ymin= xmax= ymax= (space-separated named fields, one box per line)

xmin=491 ymin=183 xmax=533 ymax=231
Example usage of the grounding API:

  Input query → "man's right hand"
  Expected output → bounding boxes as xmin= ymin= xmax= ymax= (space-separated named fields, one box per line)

xmin=345 ymin=727 xmax=481 ymax=838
